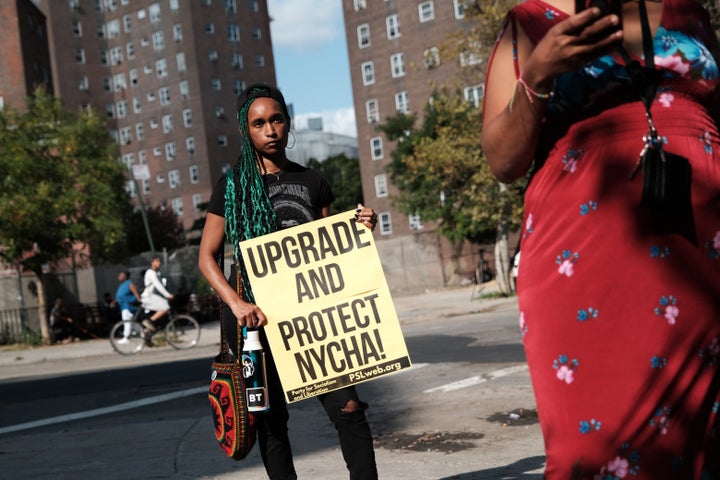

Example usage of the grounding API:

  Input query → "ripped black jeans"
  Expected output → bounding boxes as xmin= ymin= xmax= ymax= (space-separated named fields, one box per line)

xmin=223 ymin=315 xmax=378 ymax=480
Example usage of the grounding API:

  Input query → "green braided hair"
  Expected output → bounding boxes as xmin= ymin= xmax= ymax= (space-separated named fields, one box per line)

xmin=224 ymin=91 xmax=278 ymax=302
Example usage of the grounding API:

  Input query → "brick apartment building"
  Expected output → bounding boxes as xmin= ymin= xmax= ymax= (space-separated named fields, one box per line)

xmin=29 ymin=0 xmax=278 ymax=232
xmin=0 ymin=0 xmax=53 ymax=110
xmin=342 ymin=0 xmax=488 ymax=291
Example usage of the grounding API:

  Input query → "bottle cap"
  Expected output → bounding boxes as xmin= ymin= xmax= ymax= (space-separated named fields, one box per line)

xmin=244 ymin=329 xmax=262 ymax=351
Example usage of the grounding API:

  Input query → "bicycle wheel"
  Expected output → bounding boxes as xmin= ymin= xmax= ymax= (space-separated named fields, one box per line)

xmin=109 ymin=320 xmax=145 ymax=355
xmin=165 ymin=314 xmax=200 ymax=350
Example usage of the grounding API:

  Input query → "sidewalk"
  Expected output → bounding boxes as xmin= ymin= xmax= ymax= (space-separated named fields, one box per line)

xmin=0 ymin=282 xmax=513 ymax=370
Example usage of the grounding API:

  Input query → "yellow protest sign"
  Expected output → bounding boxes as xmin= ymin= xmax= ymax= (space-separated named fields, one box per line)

xmin=239 ymin=209 xmax=411 ymax=402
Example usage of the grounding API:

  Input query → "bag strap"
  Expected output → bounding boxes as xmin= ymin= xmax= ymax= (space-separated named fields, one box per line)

xmin=216 ymin=251 xmax=245 ymax=358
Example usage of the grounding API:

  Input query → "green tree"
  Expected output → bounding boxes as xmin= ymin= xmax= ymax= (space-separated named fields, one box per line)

xmin=307 ymin=153 xmax=364 ymax=213
xmin=0 ymin=87 xmax=132 ymax=343
xmin=125 ymin=204 xmax=186 ymax=254
xmin=379 ymin=90 xmax=525 ymax=290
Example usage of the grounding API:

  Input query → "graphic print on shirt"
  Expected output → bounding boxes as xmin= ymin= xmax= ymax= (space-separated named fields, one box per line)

xmin=268 ymin=183 xmax=314 ymax=229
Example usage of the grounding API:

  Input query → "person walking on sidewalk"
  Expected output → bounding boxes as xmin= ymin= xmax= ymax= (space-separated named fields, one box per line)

xmin=198 ymin=82 xmax=379 ymax=480
xmin=141 ymin=257 xmax=174 ymax=332
xmin=114 ymin=271 xmax=141 ymax=344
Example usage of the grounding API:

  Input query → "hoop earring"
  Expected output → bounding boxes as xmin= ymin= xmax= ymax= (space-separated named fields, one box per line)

xmin=286 ymin=130 xmax=296 ymax=150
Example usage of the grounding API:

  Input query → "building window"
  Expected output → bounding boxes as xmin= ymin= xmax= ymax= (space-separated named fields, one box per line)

xmin=129 ymin=69 xmax=138 ymax=85
xmin=180 ymin=80 xmax=189 ymax=99
xmin=205 ymin=22 xmax=215 ymax=34
xmin=460 ymin=42 xmax=483 ymax=67
xmin=353 ymin=0 xmax=366 ymax=11
xmin=215 ymin=106 xmax=225 ymax=118
xmin=106 ymin=103 xmax=115 ymax=118
xmin=153 ymin=146 xmax=162 ymax=156
xmin=171 ymin=197 xmax=183 ymax=216
xmin=110 ymin=46 xmax=123 ymax=65
xmin=365 ymin=99 xmax=379 ymax=123
xmin=225 ymin=0 xmax=237 ymax=13
xmin=138 ymin=149 xmax=147 ymax=164
xmin=252 ymin=28 xmax=261 ymax=39
xmin=126 ymin=42 xmax=135 ymax=59
xmin=173 ymin=24 xmax=183 ymax=41
xmin=231 ymin=53 xmax=243 ymax=69
xmin=133 ymin=97 xmax=141 ymax=113
xmin=100 ymin=49 xmax=108 ymax=65
xmin=170 ymin=0 xmax=179 ymax=11
xmin=228 ymin=25 xmax=240 ymax=42
xmin=147 ymin=91 xmax=156 ymax=102
xmin=116 ymin=100 xmax=128 ymax=118
xmin=454 ymin=0 xmax=468 ymax=19
xmin=162 ymin=114 xmax=173 ymax=133
xmin=255 ymin=55 xmax=265 ymax=66
xmin=409 ymin=214 xmax=423 ymax=230
xmin=390 ymin=53 xmax=405 ymax=77
xmin=186 ymin=136 xmax=195 ymax=153
xmin=374 ymin=174 xmax=388 ymax=198
xmin=159 ymin=87 xmax=170 ymax=105
xmin=464 ymin=84 xmax=485 ymax=108
xmin=122 ymin=153 xmax=134 ymax=170
xmin=103 ymin=77 xmax=112 ymax=91
xmin=113 ymin=73 xmax=126 ymax=91
xmin=211 ymin=79 xmax=221 ymax=91
xmin=423 ymin=47 xmax=440 ymax=69
xmin=419 ymin=1 xmax=435 ymax=22
xmin=395 ymin=91 xmax=409 ymax=113
xmin=97 ymin=25 xmax=106 ymax=38
xmin=156 ymin=59 xmax=167 ymax=77
xmin=72 ymin=20 xmax=82 ymax=37
xmin=233 ymin=80 xmax=245 ymax=95
xmin=135 ymin=122 xmax=144 ymax=140
xmin=150 ymin=118 xmax=158 ymax=128
xmin=217 ymin=135 xmax=228 ymax=146
xmin=357 ymin=24 xmax=370 ymax=48
xmin=153 ymin=31 xmax=164 ymax=51
xmin=78 ymin=75 xmax=89 ymax=91
xmin=370 ymin=136 xmax=383 ymax=160
xmin=168 ymin=169 xmax=180 ymax=189
xmin=149 ymin=3 xmax=161 ymax=23
xmin=76 ymin=48 xmax=85 ymax=64
xmin=378 ymin=212 xmax=392 ymax=235
xmin=386 ymin=14 xmax=400 ymax=39
xmin=176 ymin=52 xmax=186 ymax=71
xmin=123 ymin=14 xmax=132 ymax=32
xmin=189 ymin=165 xmax=200 ymax=184
xmin=120 ymin=127 xmax=132 ymax=145
xmin=209 ymin=49 xmax=218 ymax=62
xmin=107 ymin=19 xmax=120 ymax=38
xmin=183 ymin=109 xmax=192 ymax=127
xmin=192 ymin=193 xmax=203 ymax=210
xmin=361 ymin=62 xmax=375 ymax=86
xmin=165 ymin=142 xmax=176 ymax=161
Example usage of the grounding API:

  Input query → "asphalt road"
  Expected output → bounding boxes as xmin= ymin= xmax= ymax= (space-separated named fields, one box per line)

xmin=0 ymin=287 xmax=545 ymax=479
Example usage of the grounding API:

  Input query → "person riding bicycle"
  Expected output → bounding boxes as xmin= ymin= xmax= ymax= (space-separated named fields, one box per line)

xmin=140 ymin=257 xmax=174 ymax=332
xmin=114 ymin=270 xmax=141 ymax=344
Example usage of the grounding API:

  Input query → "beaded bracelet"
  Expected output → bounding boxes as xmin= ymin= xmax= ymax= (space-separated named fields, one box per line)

xmin=517 ymin=76 xmax=554 ymax=104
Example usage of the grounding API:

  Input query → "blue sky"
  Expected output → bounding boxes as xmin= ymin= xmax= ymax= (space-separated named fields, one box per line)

xmin=267 ymin=0 xmax=357 ymax=137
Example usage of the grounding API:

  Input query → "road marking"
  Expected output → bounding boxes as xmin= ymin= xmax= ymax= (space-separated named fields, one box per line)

xmin=0 ymin=386 xmax=207 ymax=436
xmin=423 ymin=364 xmax=528 ymax=393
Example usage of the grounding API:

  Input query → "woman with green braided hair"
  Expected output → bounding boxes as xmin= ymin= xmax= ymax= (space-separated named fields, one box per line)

xmin=198 ymin=83 xmax=379 ymax=479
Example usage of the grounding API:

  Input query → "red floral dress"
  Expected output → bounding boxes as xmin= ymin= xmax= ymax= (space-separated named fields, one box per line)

xmin=487 ymin=1 xmax=720 ymax=478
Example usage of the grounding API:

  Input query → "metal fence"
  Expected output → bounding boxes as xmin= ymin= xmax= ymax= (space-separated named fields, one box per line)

xmin=0 ymin=307 xmax=40 ymax=344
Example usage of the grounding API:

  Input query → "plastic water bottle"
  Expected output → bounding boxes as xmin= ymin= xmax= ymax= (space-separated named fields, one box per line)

xmin=242 ymin=329 xmax=269 ymax=412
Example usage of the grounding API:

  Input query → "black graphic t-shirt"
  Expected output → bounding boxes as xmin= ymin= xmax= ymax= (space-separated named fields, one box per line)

xmin=207 ymin=160 xmax=335 ymax=229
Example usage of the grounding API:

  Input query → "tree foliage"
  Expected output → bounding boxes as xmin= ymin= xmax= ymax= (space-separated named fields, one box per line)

xmin=0 ymin=87 xmax=132 ymax=341
xmin=0 ymin=87 xmax=131 ymax=269
xmin=379 ymin=90 xmax=525 ymax=247
xmin=125 ymin=204 xmax=186 ymax=254
xmin=307 ymin=153 xmax=364 ymax=213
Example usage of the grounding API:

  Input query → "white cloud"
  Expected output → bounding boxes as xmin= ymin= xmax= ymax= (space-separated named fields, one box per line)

xmin=293 ymin=108 xmax=357 ymax=138
xmin=268 ymin=0 xmax=341 ymax=49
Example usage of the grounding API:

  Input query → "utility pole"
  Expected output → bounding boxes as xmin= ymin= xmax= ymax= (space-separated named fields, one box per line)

xmin=131 ymin=164 xmax=156 ymax=257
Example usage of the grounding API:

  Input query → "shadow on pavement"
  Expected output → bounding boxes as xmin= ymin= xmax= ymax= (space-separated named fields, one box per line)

xmin=405 ymin=334 xmax=526 ymax=364
xmin=437 ymin=455 xmax=545 ymax=479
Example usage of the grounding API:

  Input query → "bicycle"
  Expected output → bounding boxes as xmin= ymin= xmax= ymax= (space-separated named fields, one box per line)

xmin=109 ymin=307 xmax=200 ymax=355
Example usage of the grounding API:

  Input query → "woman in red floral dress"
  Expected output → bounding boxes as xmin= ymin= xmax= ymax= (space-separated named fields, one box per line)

xmin=482 ymin=1 xmax=720 ymax=478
